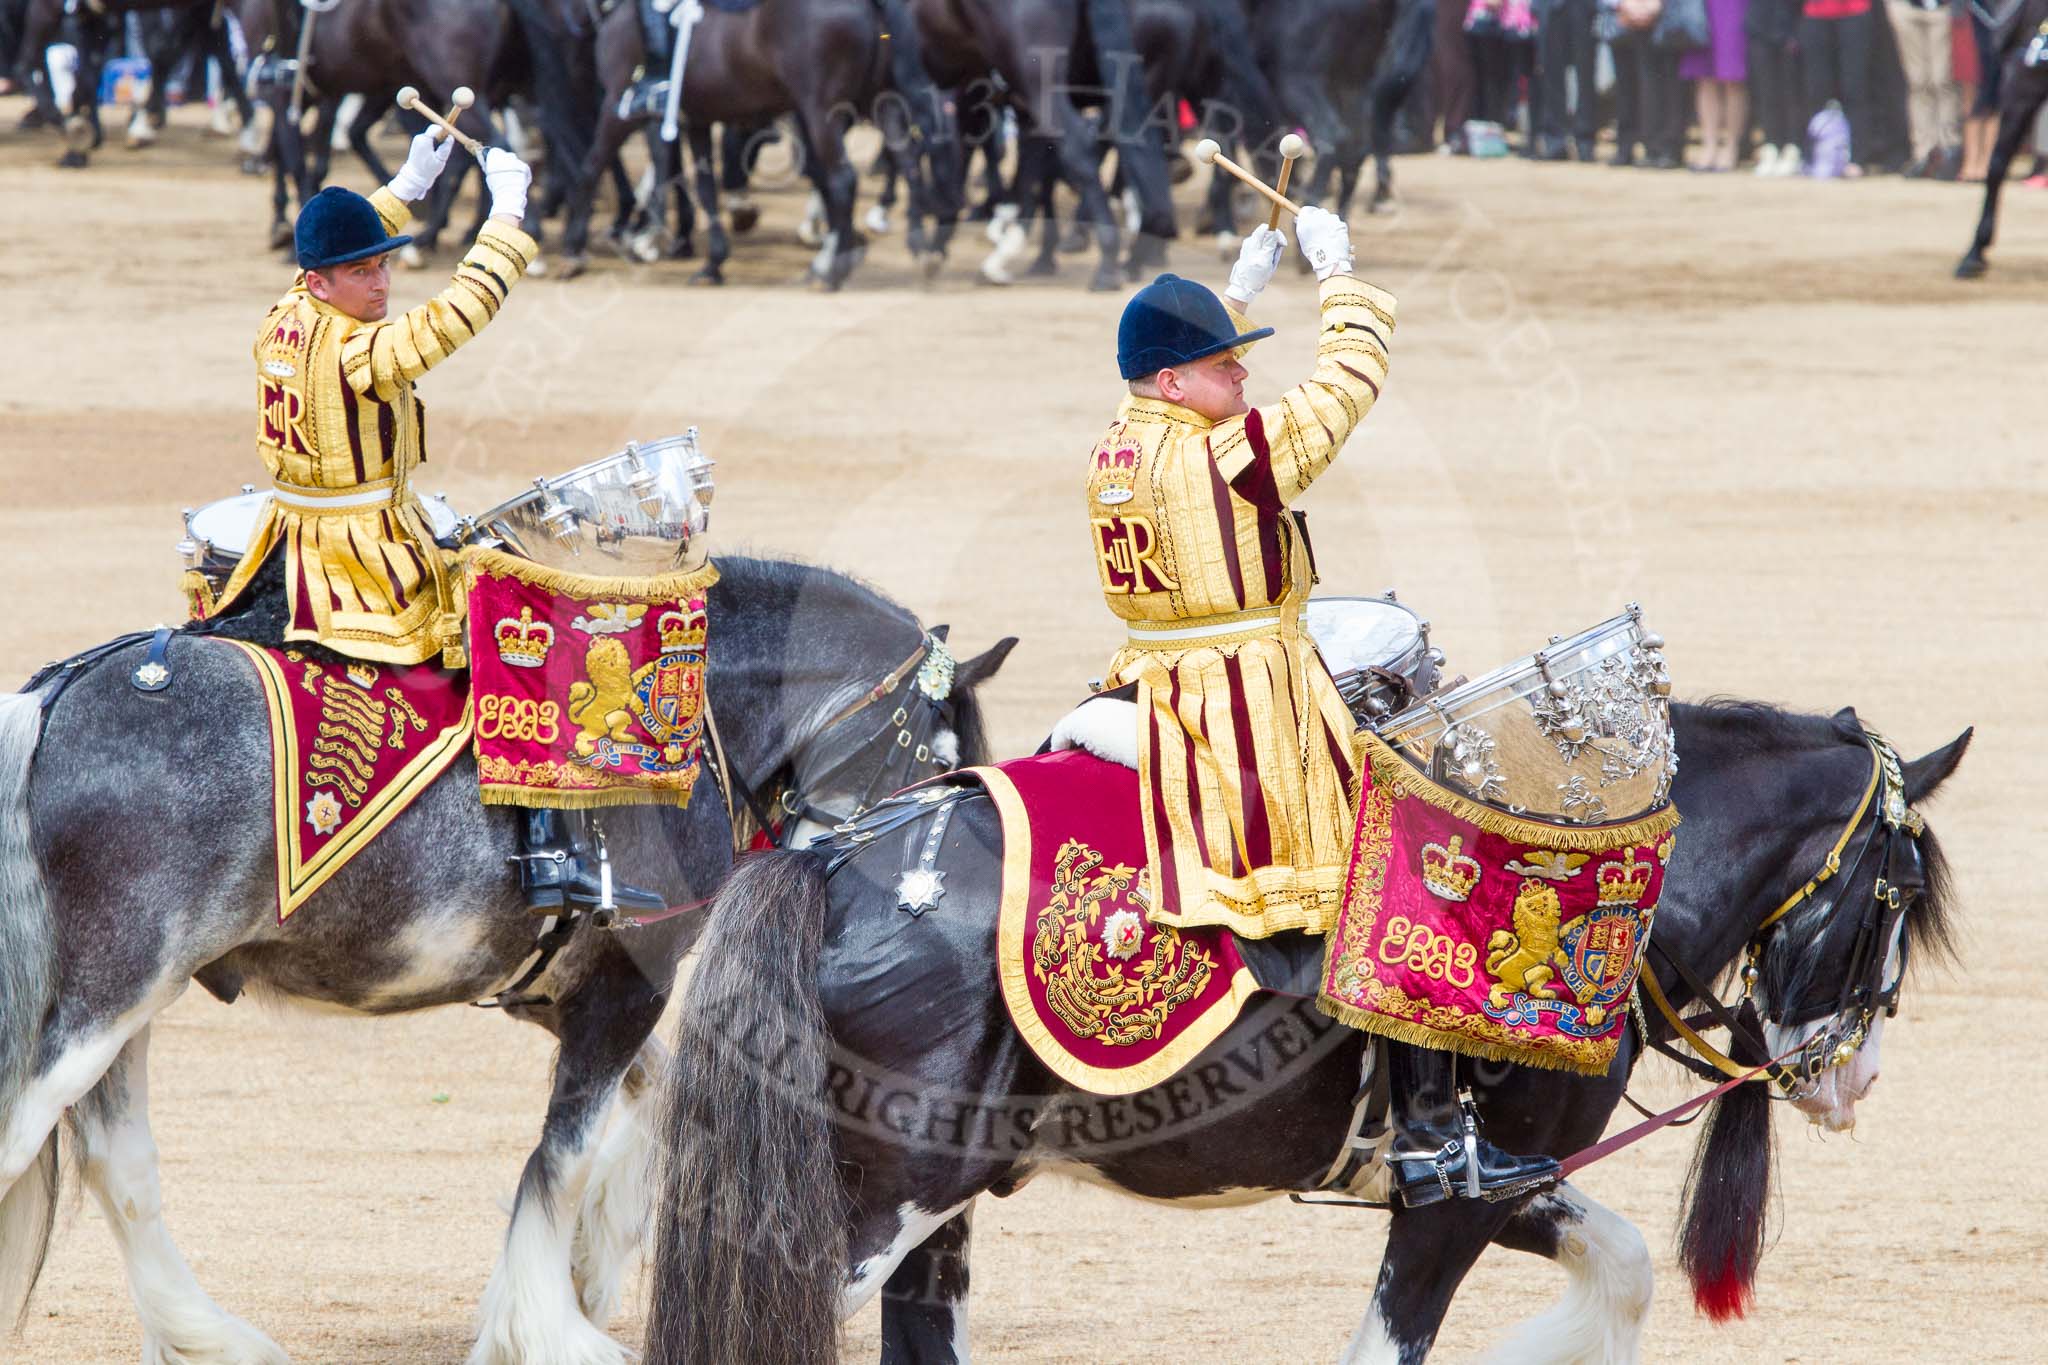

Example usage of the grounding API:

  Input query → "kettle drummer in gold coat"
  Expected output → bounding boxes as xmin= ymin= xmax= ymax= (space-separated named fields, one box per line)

xmin=199 ymin=123 xmax=663 ymax=917
xmin=1092 ymin=209 xmax=1560 ymax=1207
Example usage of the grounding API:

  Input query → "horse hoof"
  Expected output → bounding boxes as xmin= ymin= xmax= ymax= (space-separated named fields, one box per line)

xmin=527 ymin=255 xmax=549 ymax=278
xmin=1215 ymin=229 xmax=1237 ymax=262
xmin=1369 ymin=190 xmax=1397 ymax=215
xmin=688 ymin=266 xmax=723 ymax=286
xmin=1026 ymin=256 xmax=1058 ymax=278
xmin=921 ymin=251 xmax=945 ymax=282
xmin=269 ymin=222 xmax=292 ymax=250
xmin=862 ymin=205 xmax=891 ymax=235
xmin=558 ymin=254 xmax=588 ymax=281
xmin=729 ymin=203 xmax=760 ymax=235
xmin=628 ymin=231 xmax=661 ymax=265
xmin=1088 ymin=264 xmax=1122 ymax=292
xmin=664 ymin=238 xmax=696 ymax=261
xmin=57 ymin=150 xmax=88 ymax=169
xmin=399 ymin=244 xmax=425 ymax=270
xmin=1954 ymin=256 xmax=1986 ymax=279
xmin=17 ymin=107 xmax=50 ymax=132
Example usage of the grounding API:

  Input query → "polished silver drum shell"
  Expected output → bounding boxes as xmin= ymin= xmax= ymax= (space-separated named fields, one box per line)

xmin=466 ymin=430 xmax=715 ymax=576
xmin=1374 ymin=605 xmax=1676 ymax=825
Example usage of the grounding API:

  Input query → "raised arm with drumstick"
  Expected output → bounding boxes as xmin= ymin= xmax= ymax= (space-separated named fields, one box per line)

xmin=1083 ymin=177 xmax=1561 ymax=1206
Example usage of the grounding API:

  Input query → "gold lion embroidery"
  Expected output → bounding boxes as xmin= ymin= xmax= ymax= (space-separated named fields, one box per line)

xmin=567 ymin=637 xmax=645 ymax=755
xmin=1486 ymin=877 xmax=1635 ymax=1027
xmin=1033 ymin=839 xmax=1217 ymax=1046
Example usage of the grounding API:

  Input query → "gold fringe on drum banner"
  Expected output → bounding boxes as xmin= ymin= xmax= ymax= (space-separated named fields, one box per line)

xmin=460 ymin=547 xmax=720 ymax=811
xmin=1357 ymin=730 xmax=1681 ymax=852
xmin=1316 ymin=731 xmax=1682 ymax=1076
xmin=458 ymin=546 xmax=718 ymax=603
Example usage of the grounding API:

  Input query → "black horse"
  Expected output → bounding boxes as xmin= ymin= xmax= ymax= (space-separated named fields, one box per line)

xmin=0 ymin=555 xmax=1013 ymax=1365
xmin=912 ymin=0 xmax=1179 ymax=290
xmin=642 ymin=699 xmax=1967 ymax=1363
xmin=1248 ymin=0 xmax=1437 ymax=219
xmin=14 ymin=0 xmax=256 ymax=168
xmin=550 ymin=0 xmax=949 ymax=287
xmin=232 ymin=0 xmax=547 ymax=255
xmin=1956 ymin=0 xmax=2048 ymax=277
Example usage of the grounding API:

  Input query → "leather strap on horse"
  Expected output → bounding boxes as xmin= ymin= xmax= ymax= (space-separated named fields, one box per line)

xmin=1558 ymin=1035 xmax=1809 ymax=1179
xmin=1755 ymin=741 xmax=1882 ymax=936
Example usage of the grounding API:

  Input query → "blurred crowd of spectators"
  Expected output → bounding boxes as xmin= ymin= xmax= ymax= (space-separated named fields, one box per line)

xmin=1426 ymin=0 xmax=2020 ymax=179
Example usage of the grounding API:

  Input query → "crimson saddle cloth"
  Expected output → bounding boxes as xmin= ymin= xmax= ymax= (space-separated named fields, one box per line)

xmin=970 ymin=749 xmax=1267 ymax=1095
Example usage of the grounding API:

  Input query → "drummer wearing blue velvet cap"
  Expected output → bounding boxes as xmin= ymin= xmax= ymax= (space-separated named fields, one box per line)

xmin=1086 ymin=209 xmax=1560 ymax=1207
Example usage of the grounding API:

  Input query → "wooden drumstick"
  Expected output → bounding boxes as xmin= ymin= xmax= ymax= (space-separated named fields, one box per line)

xmin=394 ymin=84 xmax=485 ymax=157
xmin=1268 ymin=133 xmax=1307 ymax=230
xmin=1194 ymin=138 xmax=1302 ymax=221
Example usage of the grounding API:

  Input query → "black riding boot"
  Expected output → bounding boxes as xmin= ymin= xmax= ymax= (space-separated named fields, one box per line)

xmin=513 ymin=808 xmax=666 ymax=916
xmin=1385 ymin=1043 xmax=1559 ymax=1207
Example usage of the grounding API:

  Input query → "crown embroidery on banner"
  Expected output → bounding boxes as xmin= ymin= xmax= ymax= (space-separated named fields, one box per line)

xmin=1420 ymin=835 xmax=1483 ymax=902
xmin=496 ymin=607 xmax=555 ymax=667
xmin=658 ymin=601 xmax=708 ymax=652
xmin=1596 ymin=849 xmax=1653 ymax=905
xmin=1093 ymin=445 xmax=1139 ymax=505
xmin=344 ymin=662 xmax=379 ymax=689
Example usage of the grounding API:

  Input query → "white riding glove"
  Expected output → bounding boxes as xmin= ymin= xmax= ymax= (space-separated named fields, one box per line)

xmin=387 ymin=127 xmax=456 ymax=203
xmin=1295 ymin=205 xmax=1355 ymax=281
xmin=1225 ymin=224 xmax=1286 ymax=306
xmin=483 ymin=147 xmax=533 ymax=225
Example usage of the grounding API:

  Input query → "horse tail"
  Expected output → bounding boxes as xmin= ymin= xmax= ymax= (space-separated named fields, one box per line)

xmin=645 ymin=850 xmax=844 ymax=1365
xmin=503 ymin=0 xmax=594 ymax=175
xmin=0 ymin=691 xmax=58 ymax=1329
xmin=1374 ymin=0 xmax=1438 ymax=113
xmin=1204 ymin=0 xmax=1281 ymax=147
xmin=873 ymin=0 xmax=962 ymax=217
xmin=1675 ymin=1014 xmax=1777 ymax=1322
xmin=1086 ymin=0 xmax=1176 ymax=238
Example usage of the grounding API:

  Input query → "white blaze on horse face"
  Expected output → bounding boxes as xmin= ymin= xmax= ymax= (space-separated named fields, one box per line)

xmin=1768 ymin=917 xmax=1903 ymax=1132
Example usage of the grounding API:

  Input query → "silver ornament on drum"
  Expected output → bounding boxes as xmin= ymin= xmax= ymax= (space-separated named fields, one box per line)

xmin=1375 ymin=604 xmax=1677 ymax=825
xmin=464 ymin=430 xmax=715 ymax=576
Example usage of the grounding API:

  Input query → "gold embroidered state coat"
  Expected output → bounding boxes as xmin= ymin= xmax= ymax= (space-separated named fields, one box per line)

xmin=1088 ymin=273 xmax=1397 ymax=938
xmin=204 ymin=188 xmax=538 ymax=665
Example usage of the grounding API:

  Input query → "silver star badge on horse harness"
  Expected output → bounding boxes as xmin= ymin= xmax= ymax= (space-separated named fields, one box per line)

xmin=895 ymin=792 xmax=957 ymax=916
xmin=896 ymin=866 xmax=947 ymax=916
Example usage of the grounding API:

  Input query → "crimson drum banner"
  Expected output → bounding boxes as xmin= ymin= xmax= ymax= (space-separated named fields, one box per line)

xmin=463 ymin=547 xmax=718 ymax=810
xmin=1319 ymin=731 xmax=1679 ymax=1076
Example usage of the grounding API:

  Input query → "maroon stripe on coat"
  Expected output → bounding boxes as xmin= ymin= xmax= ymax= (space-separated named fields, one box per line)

xmin=1226 ymin=408 xmax=1286 ymax=514
xmin=376 ymin=400 xmax=396 ymax=473
xmin=1333 ymin=360 xmax=1381 ymax=399
xmin=1204 ymin=436 xmax=1247 ymax=609
xmin=1224 ymin=654 xmax=1273 ymax=870
xmin=1169 ymin=677 xmax=1214 ymax=876
xmin=1189 ymin=682 xmax=1242 ymax=877
xmin=340 ymin=357 xmax=366 ymax=484
xmin=1147 ymin=704 xmax=1181 ymax=914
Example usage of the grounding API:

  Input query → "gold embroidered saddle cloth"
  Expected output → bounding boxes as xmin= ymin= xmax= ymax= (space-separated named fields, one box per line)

xmin=970 ymin=749 xmax=1267 ymax=1095
xmin=223 ymin=642 xmax=472 ymax=921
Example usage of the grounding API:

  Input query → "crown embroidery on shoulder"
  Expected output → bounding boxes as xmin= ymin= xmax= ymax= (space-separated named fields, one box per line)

xmin=1093 ymin=445 xmax=1139 ymax=505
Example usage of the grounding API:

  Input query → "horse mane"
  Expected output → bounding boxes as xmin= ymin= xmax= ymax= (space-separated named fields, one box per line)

xmin=711 ymin=552 xmax=995 ymax=767
xmin=1672 ymin=696 xmax=1864 ymax=756
xmin=1678 ymin=695 xmax=1962 ymax=968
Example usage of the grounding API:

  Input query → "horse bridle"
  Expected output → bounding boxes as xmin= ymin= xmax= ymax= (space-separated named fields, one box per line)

xmin=1641 ymin=726 xmax=1925 ymax=1099
xmin=712 ymin=631 xmax=959 ymax=848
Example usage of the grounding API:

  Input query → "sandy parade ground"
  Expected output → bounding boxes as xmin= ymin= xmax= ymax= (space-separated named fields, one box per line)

xmin=1 ymin=99 xmax=2045 ymax=1362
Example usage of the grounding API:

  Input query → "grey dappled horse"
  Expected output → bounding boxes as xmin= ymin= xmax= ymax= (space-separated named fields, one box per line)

xmin=0 ymin=554 xmax=1012 ymax=1365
